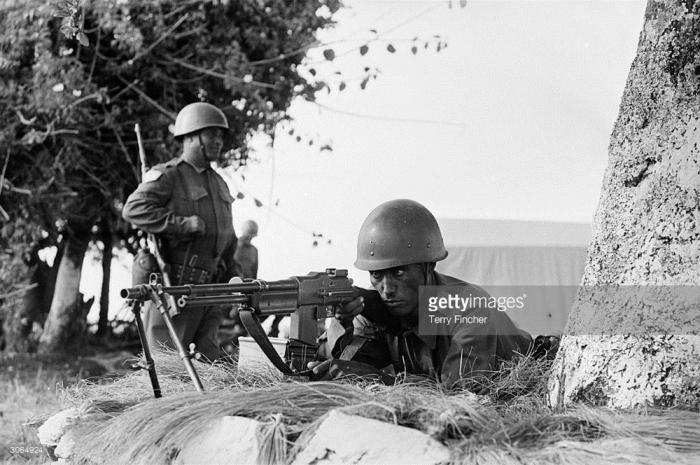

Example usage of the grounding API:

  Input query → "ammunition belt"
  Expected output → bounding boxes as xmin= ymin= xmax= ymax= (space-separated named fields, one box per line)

xmin=171 ymin=264 xmax=214 ymax=284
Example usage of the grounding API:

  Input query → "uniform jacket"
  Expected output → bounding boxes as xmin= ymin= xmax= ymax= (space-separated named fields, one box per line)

xmin=122 ymin=154 xmax=238 ymax=282
xmin=330 ymin=272 xmax=533 ymax=387
xmin=234 ymin=242 xmax=258 ymax=279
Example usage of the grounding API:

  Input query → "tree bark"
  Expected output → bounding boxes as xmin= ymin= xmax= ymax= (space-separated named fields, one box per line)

xmin=38 ymin=227 xmax=91 ymax=354
xmin=97 ymin=233 xmax=113 ymax=337
xmin=548 ymin=0 xmax=700 ymax=409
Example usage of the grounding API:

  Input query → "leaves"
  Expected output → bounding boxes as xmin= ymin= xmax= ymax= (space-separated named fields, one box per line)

xmin=322 ymin=49 xmax=335 ymax=61
xmin=20 ymin=129 xmax=47 ymax=146
xmin=338 ymin=81 xmax=346 ymax=91
xmin=55 ymin=0 xmax=88 ymax=46
xmin=386 ymin=44 xmax=396 ymax=53
xmin=1 ymin=0 xmax=342 ymax=257
xmin=359 ymin=44 xmax=369 ymax=56
xmin=77 ymin=32 xmax=89 ymax=47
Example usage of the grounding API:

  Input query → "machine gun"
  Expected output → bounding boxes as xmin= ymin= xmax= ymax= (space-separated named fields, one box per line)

xmin=121 ymin=269 xmax=356 ymax=386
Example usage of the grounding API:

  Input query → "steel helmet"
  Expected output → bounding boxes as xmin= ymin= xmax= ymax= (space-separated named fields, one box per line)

xmin=355 ymin=199 xmax=448 ymax=271
xmin=173 ymin=102 xmax=229 ymax=137
xmin=240 ymin=220 xmax=258 ymax=238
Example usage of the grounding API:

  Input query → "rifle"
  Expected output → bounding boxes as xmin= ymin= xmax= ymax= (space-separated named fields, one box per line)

xmin=130 ymin=124 xmax=204 ymax=394
xmin=134 ymin=124 xmax=178 ymax=309
xmin=121 ymin=269 xmax=356 ymax=376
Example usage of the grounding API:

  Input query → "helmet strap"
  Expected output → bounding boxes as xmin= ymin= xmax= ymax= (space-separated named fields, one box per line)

xmin=197 ymin=132 xmax=209 ymax=162
xmin=421 ymin=263 xmax=437 ymax=286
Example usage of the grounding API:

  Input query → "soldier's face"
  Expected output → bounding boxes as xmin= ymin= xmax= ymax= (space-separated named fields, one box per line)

xmin=369 ymin=264 xmax=424 ymax=318
xmin=198 ymin=127 xmax=224 ymax=161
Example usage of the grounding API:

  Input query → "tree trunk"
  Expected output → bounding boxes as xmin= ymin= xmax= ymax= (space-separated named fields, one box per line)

xmin=97 ymin=229 xmax=113 ymax=337
xmin=38 ymin=227 xmax=91 ymax=354
xmin=1 ymin=281 xmax=35 ymax=352
xmin=3 ymin=254 xmax=43 ymax=352
xmin=1 ymin=235 xmax=54 ymax=353
xmin=548 ymin=0 xmax=700 ymax=409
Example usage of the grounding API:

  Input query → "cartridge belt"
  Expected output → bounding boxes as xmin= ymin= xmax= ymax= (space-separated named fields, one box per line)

xmin=170 ymin=264 xmax=214 ymax=285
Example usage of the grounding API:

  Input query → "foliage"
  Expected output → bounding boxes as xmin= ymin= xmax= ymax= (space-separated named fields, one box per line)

xmin=0 ymin=217 xmax=45 ymax=350
xmin=0 ymin=0 xmax=343 ymax=238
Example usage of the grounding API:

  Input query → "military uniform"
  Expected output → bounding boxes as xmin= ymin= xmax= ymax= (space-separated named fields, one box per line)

xmin=122 ymin=151 xmax=238 ymax=361
xmin=328 ymin=272 xmax=532 ymax=387
xmin=234 ymin=241 xmax=258 ymax=279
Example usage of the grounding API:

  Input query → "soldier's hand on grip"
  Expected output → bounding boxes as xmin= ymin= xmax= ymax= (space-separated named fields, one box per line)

xmin=183 ymin=215 xmax=206 ymax=235
xmin=334 ymin=296 xmax=364 ymax=327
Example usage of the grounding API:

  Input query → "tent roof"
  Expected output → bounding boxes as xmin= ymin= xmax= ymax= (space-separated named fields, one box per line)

xmin=438 ymin=218 xmax=591 ymax=247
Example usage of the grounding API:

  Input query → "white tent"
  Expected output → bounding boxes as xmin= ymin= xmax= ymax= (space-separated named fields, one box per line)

xmin=435 ymin=219 xmax=591 ymax=336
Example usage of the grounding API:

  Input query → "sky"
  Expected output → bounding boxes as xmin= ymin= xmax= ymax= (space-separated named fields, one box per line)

xmin=222 ymin=0 xmax=648 ymax=285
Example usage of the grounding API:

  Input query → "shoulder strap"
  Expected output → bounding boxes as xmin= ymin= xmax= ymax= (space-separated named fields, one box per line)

xmin=239 ymin=308 xmax=312 ymax=377
xmin=338 ymin=335 xmax=367 ymax=361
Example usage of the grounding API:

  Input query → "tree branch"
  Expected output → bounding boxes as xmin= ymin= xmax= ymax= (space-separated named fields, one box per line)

xmin=105 ymin=107 xmax=139 ymax=182
xmin=163 ymin=56 xmax=277 ymax=89
xmin=0 ymin=283 xmax=38 ymax=300
xmin=129 ymin=13 xmax=190 ymax=64
xmin=117 ymin=76 xmax=177 ymax=120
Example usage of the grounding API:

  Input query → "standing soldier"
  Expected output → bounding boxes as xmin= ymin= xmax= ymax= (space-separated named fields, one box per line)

xmin=122 ymin=102 xmax=240 ymax=361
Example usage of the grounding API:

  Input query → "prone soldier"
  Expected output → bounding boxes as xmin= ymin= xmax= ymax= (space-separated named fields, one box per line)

xmin=315 ymin=199 xmax=533 ymax=387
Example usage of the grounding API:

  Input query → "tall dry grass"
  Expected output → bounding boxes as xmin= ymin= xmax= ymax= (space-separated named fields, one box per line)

xmin=59 ymin=349 xmax=700 ymax=465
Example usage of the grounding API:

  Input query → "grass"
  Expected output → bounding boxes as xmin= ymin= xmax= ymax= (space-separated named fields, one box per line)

xmin=0 ymin=352 xmax=130 ymax=464
xmin=0 ymin=367 xmax=63 ymax=464
xmin=4 ymin=349 xmax=700 ymax=465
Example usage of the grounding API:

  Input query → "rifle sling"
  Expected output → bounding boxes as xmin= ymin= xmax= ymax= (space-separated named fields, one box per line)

xmin=239 ymin=309 xmax=312 ymax=377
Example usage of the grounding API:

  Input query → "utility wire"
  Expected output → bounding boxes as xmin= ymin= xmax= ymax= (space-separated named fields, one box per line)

xmin=219 ymin=168 xmax=330 ymax=240
xmin=311 ymin=101 xmax=466 ymax=128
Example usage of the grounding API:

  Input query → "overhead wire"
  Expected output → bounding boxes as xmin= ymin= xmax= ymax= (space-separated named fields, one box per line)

xmin=218 ymin=166 xmax=330 ymax=241
xmin=310 ymin=101 xmax=466 ymax=128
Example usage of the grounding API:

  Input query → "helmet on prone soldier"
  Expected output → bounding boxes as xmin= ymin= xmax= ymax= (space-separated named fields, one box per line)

xmin=173 ymin=102 xmax=229 ymax=138
xmin=354 ymin=199 xmax=448 ymax=271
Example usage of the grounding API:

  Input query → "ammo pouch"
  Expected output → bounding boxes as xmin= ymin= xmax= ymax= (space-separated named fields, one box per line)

xmin=132 ymin=249 xmax=159 ymax=286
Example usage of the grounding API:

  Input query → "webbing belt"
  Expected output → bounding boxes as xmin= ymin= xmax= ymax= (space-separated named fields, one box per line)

xmin=239 ymin=308 xmax=312 ymax=377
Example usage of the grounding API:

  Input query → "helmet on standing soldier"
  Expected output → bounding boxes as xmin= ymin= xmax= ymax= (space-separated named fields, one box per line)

xmin=173 ymin=102 xmax=229 ymax=137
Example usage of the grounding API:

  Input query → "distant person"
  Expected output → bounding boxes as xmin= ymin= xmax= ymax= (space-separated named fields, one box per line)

xmin=234 ymin=220 xmax=258 ymax=279
xmin=228 ymin=220 xmax=260 ymax=340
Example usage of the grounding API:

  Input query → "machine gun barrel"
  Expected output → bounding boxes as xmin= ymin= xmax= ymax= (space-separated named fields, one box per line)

xmin=120 ymin=279 xmax=299 ymax=300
